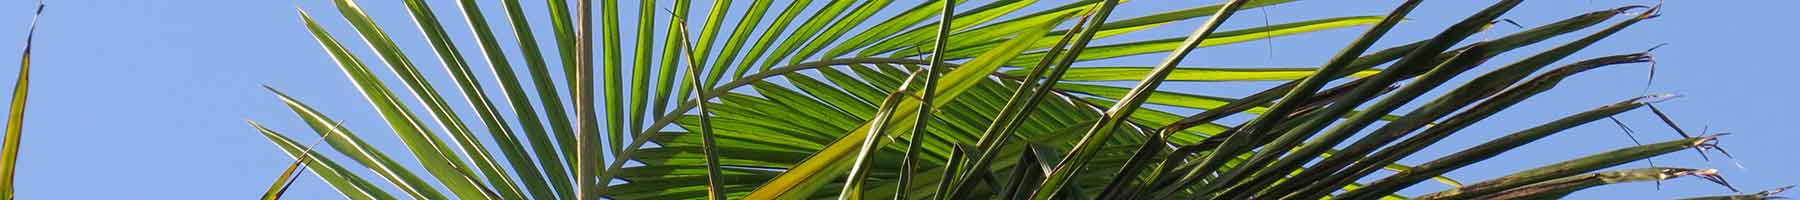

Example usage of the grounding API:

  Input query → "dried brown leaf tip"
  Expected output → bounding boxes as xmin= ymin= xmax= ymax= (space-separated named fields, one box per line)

xmin=1686 ymin=133 xmax=1742 ymax=163
xmin=1680 ymin=185 xmax=1793 ymax=200
xmin=1758 ymin=185 xmax=1796 ymax=199
xmin=1748 ymin=185 xmax=1797 ymax=199
xmin=1676 ymin=168 xmax=1738 ymax=192
xmin=1616 ymin=4 xmax=1661 ymax=19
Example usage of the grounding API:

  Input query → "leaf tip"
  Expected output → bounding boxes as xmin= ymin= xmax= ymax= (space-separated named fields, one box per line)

xmin=1633 ymin=93 xmax=1680 ymax=104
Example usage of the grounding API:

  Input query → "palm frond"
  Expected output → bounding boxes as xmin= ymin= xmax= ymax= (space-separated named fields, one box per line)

xmin=255 ymin=1 xmax=1763 ymax=199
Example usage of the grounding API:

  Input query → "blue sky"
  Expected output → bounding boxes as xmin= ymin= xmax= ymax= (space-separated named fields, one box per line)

xmin=1 ymin=0 xmax=1795 ymax=199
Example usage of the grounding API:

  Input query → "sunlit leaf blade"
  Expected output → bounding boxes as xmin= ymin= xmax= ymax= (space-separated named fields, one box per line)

xmin=393 ymin=0 xmax=530 ymax=197
xmin=742 ymin=13 xmax=1066 ymax=199
xmin=787 ymin=0 xmax=895 ymax=66
xmin=600 ymin=60 xmax=900 ymax=199
xmin=298 ymin=8 xmax=493 ymax=199
xmin=0 ymin=3 xmax=40 ymax=198
xmin=255 ymin=122 xmax=393 ymax=200
xmin=545 ymin=0 xmax=577 ymax=95
xmin=890 ymin=0 xmax=1303 ymax=58
xmin=1082 ymin=98 xmax=1229 ymax=143
xmin=267 ymin=86 xmax=442 ymax=199
xmin=603 ymin=59 xmax=946 ymax=194
xmin=758 ymin=0 xmax=858 ymax=70
xmin=259 ymin=136 xmax=310 ymax=200
xmin=682 ymin=0 xmax=733 ymax=88
xmin=654 ymin=0 xmax=692 ymax=134
xmin=428 ymin=0 xmax=559 ymax=198
xmin=725 ymin=0 xmax=815 ymax=82
xmin=667 ymin=14 xmax=728 ymax=200
xmin=986 ymin=15 xmax=1387 ymax=65
xmin=893 ymin=1 xmax=954 ymax=199
xmin=697 ymin=0 xmax=774 ymax=102
xmin=627 ymin=0 xmax=659 ymax=172
xmin=858 ymin=0 xmax=1042 ymax=57
xmin=823 ymin=0 xmax=957 ymax=59
xmin=839 ymin=70 xmax=924 ymax=200
xmin=496 ymin=0 xmax=579 ymax=198
xmin=785 ymin=74 xmax=876 ymax=119
xmin=744 ymin=82 xmax=862 ymax=135
xmin=597 ymin=0 xmax=626 ymax=172
xmin=1062 ymin=83 xmax=1253 ymax=113
xmin=539 ymin=0 xmax=582 ymax=175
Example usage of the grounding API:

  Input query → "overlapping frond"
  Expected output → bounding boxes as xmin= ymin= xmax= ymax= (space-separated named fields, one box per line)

xmin=252 ymin=0 xmax=1764 ymax=199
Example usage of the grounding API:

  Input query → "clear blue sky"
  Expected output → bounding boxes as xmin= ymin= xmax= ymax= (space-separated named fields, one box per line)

xmin=1 ymin=0 xmax=1793 ymax=199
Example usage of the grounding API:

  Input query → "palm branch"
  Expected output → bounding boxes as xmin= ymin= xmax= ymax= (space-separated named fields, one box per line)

xmin=252 ymin=0 xmax=1775 ymax=199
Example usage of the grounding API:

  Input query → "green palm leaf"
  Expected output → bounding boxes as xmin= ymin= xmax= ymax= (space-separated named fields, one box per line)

xmin=254 ymin=122 xmax=393 ymax=200
xmin=255 ymin=1 xmax=1756 ymax=199
xmin=0 ymin=2 xmax=41 ymax=198
xmin=266 ymin=86 xmax=443 ymax=199
xmin=297 ymin=9 xmax=493 ymax=199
